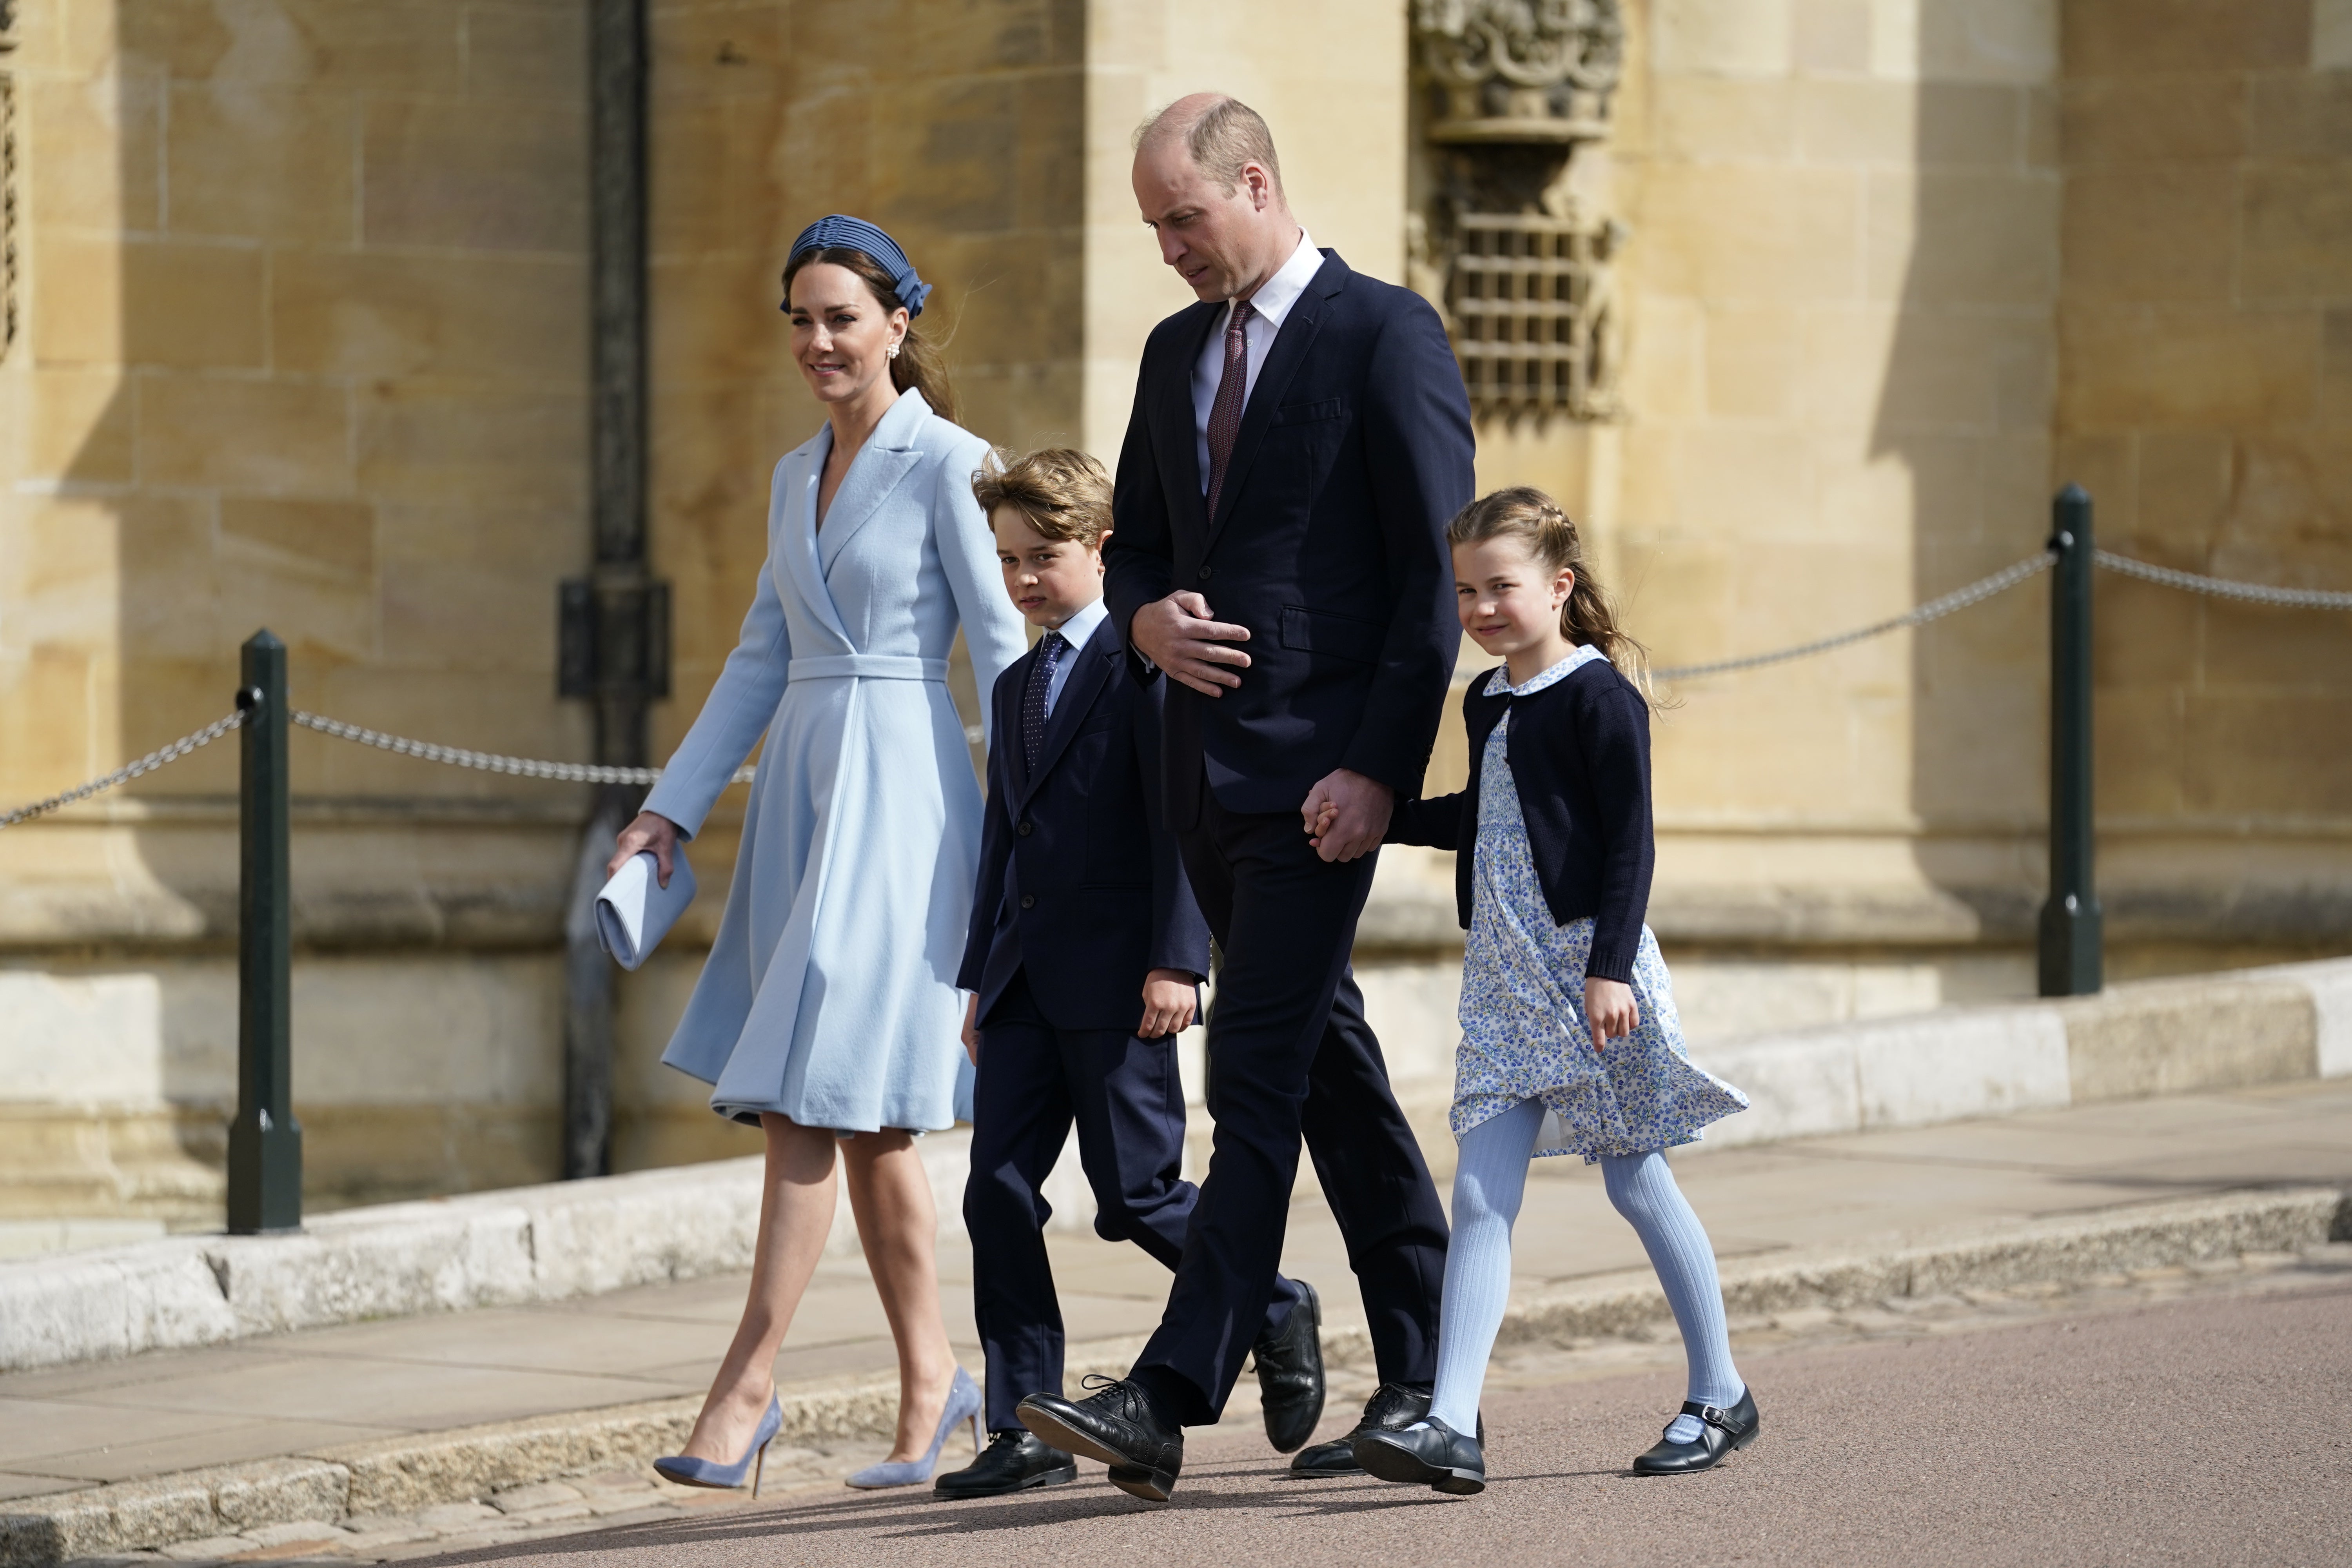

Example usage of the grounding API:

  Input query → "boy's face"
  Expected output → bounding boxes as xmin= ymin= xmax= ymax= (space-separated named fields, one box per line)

xmin=993 ymin=506 xmax=1107 ymax=631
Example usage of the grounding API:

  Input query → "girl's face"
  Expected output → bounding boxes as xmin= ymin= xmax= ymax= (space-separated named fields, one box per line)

xmin=787 ymin=262 xmax=907 ymax=407
xmin=1454 ymin=534 xmax=1575 ymax=660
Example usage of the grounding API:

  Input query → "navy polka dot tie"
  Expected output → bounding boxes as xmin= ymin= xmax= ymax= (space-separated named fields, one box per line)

xmin=1022 ymin=631 xmax=1067 ymax=773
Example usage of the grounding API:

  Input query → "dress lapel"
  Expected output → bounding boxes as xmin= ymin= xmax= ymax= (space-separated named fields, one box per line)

xmin=1203 ymin=252 xmax=1343 ymax=557
xmin=817 ymin=388 xmax=929 ymax=571
xmin=776 ymin=431 xmax=853 ymax=648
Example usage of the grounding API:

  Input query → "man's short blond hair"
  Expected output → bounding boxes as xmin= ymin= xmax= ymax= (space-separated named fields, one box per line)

xmin=1134 ymin=95 xmax=1285 ymax=201
xmin=971 ymin=447 xmax=1112 ymax=548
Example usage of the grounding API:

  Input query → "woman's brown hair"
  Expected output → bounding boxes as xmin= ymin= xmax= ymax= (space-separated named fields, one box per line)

xmin=782 ymin=246 xmax=957 ymax=425
xmin=1447 ymin=485 xmax=1657 ymax=708
xmin=971 ymin=448 xmax=1112 ymax=548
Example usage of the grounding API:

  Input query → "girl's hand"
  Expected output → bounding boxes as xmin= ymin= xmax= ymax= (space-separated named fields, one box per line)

xmin=1301 ymin=800 xmax=1340 ymax=849
xmin=961 ymin=993 xmax=981 ymax=1066
xmin=1584 ymin=977 xmax=1638 ymax=1051
xmin=608 ymin=810 xmax=683 ymax=886
xmin=1138 ymin=969 xmax=1199 ymax=1040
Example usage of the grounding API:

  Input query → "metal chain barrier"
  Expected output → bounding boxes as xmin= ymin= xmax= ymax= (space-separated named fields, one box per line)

xmin=0 ymin=711 xmax=246 ymax=829
xmin=7 ymin=545 xmax=2346 ymax=828
xmin=1652 ymin=550 xmax=2058 ymax=682
xmin=2094 ymin=550 xmax=2352 ymax=611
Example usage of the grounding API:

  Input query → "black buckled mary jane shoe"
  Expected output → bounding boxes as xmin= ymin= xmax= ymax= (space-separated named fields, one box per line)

xmin=1631 ymin=1388 xmax=1760 ymax=1475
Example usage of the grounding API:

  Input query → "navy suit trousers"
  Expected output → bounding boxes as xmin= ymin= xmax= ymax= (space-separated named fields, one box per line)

xmin=965 ymin=970 xmax=1298 ymax=1435
xmin=1131 ymin=785 xmax=1451 ymax=1427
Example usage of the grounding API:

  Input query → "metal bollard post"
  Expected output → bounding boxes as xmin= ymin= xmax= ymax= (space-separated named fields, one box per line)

xmin=2037 ymin=488 xmax=2103 ymax=997
xmin=228 ymin=629 xmax=303 ymax=1232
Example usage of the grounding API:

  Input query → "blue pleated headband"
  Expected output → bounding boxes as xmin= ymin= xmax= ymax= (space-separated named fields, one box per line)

xmin=784 ymin=215 xmax=933 ymax=318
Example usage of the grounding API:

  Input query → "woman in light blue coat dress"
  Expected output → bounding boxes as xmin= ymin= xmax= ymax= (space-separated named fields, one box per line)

xmin=609 ymin=219 xmax=1027 ymax=1493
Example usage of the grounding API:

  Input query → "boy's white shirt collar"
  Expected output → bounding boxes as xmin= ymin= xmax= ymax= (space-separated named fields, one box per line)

xmin=1046 ymin=594 xmax=1107 ymax=650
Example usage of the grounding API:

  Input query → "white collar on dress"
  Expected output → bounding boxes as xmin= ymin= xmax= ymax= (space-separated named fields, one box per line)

xmin=1482 ymin=642 xmax=1610 ymax=699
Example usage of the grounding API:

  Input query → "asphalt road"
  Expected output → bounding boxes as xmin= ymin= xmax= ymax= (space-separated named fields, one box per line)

xmin=416 ymin=1278 xmax=2351 ymax=1568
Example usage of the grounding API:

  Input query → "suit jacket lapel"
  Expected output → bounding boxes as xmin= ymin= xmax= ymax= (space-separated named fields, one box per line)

xmin=999 ymin=641 xmax=1037 ymax=799
xmin=1204 ymin=253 xmax=1343 ymax=556
xmin=817 ymin=390 xmax=928 ymax=570
xmin=1158 ymin=303 xmax=1221 ymax=547
xmin=1011 ymin=623 xmax=1118 ymax=811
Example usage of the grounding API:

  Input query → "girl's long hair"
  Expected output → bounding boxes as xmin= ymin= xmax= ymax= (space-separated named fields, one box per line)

xmin=1447 ymin=486 xmax=1657 ymax=708
xmin=781 ymin=246 xmax=957 ymax=425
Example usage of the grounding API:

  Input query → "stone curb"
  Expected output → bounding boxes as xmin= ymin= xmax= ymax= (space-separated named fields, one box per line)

xmin=4 ymin=956 xmax=2346 ymax=1376
xmin=5 ymin=1184 xmax=2345 ymax=1568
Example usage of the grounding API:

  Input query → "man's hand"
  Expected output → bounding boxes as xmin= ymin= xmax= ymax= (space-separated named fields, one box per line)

xmin=608 ymin=810 xmax=682 ymax=886
xmin=961 ymin=993 xmax=981 ymax=1066
xmin=1584 ymin=977 xmax=1638 ymax=1051
xmin=1129 ymin=591 xmax=1251 ymax=698
xmin=1299 ymin=769 xmax=1393 ymax=862
xmin=1138 ymin=969 xmax=1199 ymax=1040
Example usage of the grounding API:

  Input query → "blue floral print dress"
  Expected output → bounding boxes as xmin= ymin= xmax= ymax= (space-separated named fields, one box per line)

xmin=1452 ymin=647 xmax=1749 ymax=1161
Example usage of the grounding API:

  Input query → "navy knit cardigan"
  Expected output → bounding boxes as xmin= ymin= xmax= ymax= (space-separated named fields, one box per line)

xmin=1384 ymin=657 xmax=1655 ymax=984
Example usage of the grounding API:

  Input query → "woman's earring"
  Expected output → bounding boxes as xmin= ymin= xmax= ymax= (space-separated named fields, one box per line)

xmin=887 ymin=341 xmax=901 ymax=359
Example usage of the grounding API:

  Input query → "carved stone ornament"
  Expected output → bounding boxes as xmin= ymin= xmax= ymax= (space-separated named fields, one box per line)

xmin=1414 ymin=0 xmax=1622 ymax=143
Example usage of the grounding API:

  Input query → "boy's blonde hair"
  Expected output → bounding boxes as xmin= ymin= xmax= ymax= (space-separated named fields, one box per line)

xmin=971 ymin=448 xmax=1112 ymax=548
xmin=1448 ymin=486 xmax=1657 ymax=708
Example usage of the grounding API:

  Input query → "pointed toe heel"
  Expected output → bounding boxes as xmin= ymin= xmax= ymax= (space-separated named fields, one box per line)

xmin=846 ymin=1366 xmax=985 ymax=1490
xmin=654 ymin=1392 xmax=784 ymax=1497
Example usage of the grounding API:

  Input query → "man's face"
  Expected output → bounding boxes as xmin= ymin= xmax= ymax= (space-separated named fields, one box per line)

xmin=1132 ymin=140 xmax=1275 ymax=303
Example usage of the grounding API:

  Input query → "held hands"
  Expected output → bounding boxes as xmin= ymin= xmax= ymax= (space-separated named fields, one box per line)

xmin=608 ymin=810 xmax=683 ymax=887
xmin=1584 ymin=976 xmax=1639 ymax=1052
xmin=1129 ymin=591 xmax=1251 ymax=698
xmin=1299 ymin=769 xmax=1394 ymax=863
xmin=1138 ymin=969 xmax=1200 ymax=1040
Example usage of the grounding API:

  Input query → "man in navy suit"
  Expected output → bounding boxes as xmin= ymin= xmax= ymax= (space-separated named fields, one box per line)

xmin=943 ymin=448 xmax=1315 ymax=1499
xmin=1017 ymin=96 xmax=1473 ymax=1499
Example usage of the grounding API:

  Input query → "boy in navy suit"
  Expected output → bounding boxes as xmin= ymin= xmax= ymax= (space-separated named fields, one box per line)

xmin=938 ymin=449 xmax=1318 ymax=1499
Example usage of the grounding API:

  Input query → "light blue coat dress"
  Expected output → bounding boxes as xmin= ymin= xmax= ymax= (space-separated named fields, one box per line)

xmin=642 ymin=388 xmax=1027 ymax=1133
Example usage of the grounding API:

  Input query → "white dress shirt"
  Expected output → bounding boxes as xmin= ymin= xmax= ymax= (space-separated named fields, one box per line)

xmin=1041 ymin=594 xmax=1108 ymax=719
xmin=1191 ymin=230 xmax=1323 ymax=492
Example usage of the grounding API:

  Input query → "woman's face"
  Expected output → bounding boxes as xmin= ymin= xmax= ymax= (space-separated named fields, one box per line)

xmin=787 ymin=262 xmax=908 ymax=407
xmin=1454 ymin=535 xmax=1573 ymax=659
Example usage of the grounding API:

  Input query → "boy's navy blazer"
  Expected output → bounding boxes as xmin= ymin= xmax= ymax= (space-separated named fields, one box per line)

xmin=958 ymin=613 xmax=1211 ymax=1031
xmin=1102 ymin=249 xmax=1475 ymax=826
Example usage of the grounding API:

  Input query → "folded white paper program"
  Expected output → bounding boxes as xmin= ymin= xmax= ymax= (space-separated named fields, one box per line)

xmin=594 ymin=849 xmax=696 ymax=971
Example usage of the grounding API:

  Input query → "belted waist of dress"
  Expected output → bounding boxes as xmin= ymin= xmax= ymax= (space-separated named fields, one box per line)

xmin=786 ymin=654 xmax=952 ymax=682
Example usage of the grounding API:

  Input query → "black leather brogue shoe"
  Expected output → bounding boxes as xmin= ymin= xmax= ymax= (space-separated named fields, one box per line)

xmin=933 ymin=1429 xmax=1078 ymax=1499
xmin=1289 ymin=1381 xmax=1428 ymax=1477
xmin=1015 ymin=1377 xmax=1184 ymax=1502
xmin=1353 ymin=1417 xmax=1485 ymax=1495
xmin=1630 ymin=1388 xmax=1761 ymax=1475
xmin=1252 ymin=1280 xmax=1326 ymax=1453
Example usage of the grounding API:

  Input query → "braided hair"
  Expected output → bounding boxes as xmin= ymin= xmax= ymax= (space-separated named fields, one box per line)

xmin=1446 ymin=486 xmax=1657 ymax=708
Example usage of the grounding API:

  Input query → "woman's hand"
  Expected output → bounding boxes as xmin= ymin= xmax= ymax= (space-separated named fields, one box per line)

xmin=1138 ymin=969 xmax=1200 ymax=1040
xmin=1584 ymin=976 xmax=1639 ymax=1051
xmin=608 ymin=810 xmax=682 ymax=887
xmin=962 ymin=993 xmax=981 ymax=1066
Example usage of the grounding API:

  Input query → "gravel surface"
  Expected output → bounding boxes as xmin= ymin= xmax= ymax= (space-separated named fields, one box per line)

xmin=377 ymin=1267 xmax=2352 ymax=1567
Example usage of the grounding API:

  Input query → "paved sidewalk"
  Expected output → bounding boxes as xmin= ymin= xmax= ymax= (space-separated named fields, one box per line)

xmin=2 ymin=1078 xmax=2347 ymax=1510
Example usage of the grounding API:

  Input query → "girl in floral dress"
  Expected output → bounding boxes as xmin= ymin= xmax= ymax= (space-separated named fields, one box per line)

xmin=1330 ymin=486 xmax=1757 ymax=1495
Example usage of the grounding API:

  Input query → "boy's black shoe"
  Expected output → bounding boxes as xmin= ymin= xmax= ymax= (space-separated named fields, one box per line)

xmin=1289 ymin=1381 xmax=1430 ymax=1477
xmin=934 ymin=1430 xmax=1078 ymax=1499
xmin=1015 ymin=1377 xmax=1183 ymax=1501
xmin=1630 ymin=1388 xmax=1761 ymax=1475
xmin=1252 ymin=1279 xmax=1326 ymax=1452
xmin=1353 ymin=1417 xmax=1485 ymax=1495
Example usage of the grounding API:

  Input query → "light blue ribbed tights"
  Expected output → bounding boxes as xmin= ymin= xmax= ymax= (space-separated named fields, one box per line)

xmin=1426 ymin=1098 xmax=1743 ymax=1444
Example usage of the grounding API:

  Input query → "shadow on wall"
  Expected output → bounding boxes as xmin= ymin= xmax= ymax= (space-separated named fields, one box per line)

xmin=1869 ymin=0 xmax=2060 ymax=951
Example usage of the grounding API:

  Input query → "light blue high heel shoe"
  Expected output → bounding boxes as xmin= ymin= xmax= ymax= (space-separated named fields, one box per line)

xmin=844 ymin=1366 xmax=983 ymax=1489
xmin=654 ymin=1391 xmax=784 ymax=1497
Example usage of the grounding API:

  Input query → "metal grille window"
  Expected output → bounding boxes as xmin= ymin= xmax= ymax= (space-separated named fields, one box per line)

xmin=1446 ymin=211 xmax=1618 ymax=419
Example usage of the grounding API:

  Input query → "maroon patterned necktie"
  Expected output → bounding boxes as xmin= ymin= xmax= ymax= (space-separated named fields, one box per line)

xmin=1204 ymin=300 xmax=1255 ymax=520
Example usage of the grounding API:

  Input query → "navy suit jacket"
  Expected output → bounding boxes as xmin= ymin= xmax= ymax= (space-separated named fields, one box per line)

xmin=1103 ymin=249 xmax=1476 ymax=823
xmin=958 ymin=613 xmax=1212 ymax=1033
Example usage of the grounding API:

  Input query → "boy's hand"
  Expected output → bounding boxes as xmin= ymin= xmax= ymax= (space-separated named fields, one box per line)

xmin=1138 ymin=969 xmax=1199 ymax=1040
xmin=1584 ymin=977 xmax=1638 ymax=1051
xmin=961 ymin=993 xmax=980 ymax=1066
